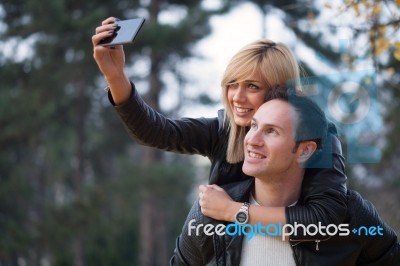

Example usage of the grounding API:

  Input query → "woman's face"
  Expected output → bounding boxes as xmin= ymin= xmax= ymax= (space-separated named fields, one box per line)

xmin=226 ymin=73 xmax=268 ymax=127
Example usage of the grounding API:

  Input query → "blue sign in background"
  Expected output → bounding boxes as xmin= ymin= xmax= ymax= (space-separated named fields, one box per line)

xmin=295 ymin=69 xmax=382 ymax=164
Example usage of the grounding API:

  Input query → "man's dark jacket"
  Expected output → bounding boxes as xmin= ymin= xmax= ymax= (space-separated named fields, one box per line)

xmin=170 ymin=178 xmax=400 ymax=265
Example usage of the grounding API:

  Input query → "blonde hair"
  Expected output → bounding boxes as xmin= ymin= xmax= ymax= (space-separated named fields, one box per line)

xmin=221 ymin=39 xmax=303 ymax=163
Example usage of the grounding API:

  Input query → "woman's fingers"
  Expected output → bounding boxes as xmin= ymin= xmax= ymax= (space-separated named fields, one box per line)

xmin=92 ymin=17 xmax=121 ymax=47
xmin=92 ymin=30 xmax=113 ymax=46
xmin=101 ymin=17 xmax=119 ymax=26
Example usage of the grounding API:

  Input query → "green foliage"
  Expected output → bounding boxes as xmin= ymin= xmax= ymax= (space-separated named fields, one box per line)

xmin=373 ymin=55 xmax=400 ymax=185
xmin=34 ymin=160 xmax=194 ymax=266
xmin=0 ymin=0 xmax=231 ymax=264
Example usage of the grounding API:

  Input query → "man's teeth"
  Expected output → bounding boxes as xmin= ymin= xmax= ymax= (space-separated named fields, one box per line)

xmin=249 ymin=151 xmax=265 ymax=159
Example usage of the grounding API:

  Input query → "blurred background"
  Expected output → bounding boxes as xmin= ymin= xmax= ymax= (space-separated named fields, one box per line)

xmin=1 ymin=0 xmax=399 ymax=265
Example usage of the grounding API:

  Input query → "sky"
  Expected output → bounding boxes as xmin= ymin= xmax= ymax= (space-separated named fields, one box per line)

xmin=173 ymin=1 xmax=351 ymax=119
xmin=177 ymin=2 xmax=293 ymax=118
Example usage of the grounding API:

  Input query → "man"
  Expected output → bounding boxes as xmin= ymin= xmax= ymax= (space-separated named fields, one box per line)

xmin=170 ymin=86 xmax=400 ymax=265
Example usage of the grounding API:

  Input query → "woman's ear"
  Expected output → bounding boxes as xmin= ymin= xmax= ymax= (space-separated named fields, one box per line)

xmin=297 ymin=141 xmax=318 ymax=165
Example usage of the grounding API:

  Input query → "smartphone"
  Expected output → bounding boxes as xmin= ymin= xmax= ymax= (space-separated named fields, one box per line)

xmin=99 ymin=18 xmax=145 ymax=47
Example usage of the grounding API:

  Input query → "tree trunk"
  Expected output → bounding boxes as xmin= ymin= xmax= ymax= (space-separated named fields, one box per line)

xmin=139 ymin=1 xmax=169 ymax=264
xmin=72 ymin=80 xmax=87 ymax=266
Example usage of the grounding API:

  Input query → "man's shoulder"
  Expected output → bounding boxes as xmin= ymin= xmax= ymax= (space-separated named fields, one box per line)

xmin=346 ymin=189 xmax=397 ymax=240
xmin=221 ymin=178 xmax=254 ymax=202
xmin=346 ymin=190 xmax=379 ymax=225
xmin=345 ymin=189 xmax=400 ymax=265
xmin=346 ymin=190 xmax=381 ymax=222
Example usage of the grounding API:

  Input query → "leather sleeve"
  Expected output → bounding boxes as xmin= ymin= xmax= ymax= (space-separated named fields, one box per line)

xmin=109 ymin=83 xmax=221 ymax=158
xmin=350 ymin=190 xmax=400 ymax=265
xmin=169 ymin=199 xmax=215 ymax=266
xmin=286 ymin=133 xmax=348 ymax=240
xmin=170 ymin=180 xmax=254 ymax=266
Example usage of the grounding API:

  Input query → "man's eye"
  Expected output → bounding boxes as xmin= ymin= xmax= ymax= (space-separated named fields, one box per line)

xmin=250 ymin=123 xmax=258 ymax=130
xmin=266 ymin=128 xmax=277 ymax=134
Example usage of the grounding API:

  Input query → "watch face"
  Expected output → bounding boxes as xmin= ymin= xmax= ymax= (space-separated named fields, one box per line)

xmin=236 ymin=211 xmax=248 ymax=224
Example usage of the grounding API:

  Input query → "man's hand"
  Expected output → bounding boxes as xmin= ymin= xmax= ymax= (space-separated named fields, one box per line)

xmin=198 ymin=184 xmax=241 ymax=222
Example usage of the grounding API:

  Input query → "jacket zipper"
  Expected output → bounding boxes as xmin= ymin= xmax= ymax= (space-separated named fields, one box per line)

xmin=315 ymin=239 xmax=320 ymax=251
xmin=289 ymin=236 xmax=332 ymax=251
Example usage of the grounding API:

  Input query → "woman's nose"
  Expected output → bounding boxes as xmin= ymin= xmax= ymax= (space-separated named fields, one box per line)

xmin=233 ymin=86 xmax=246 ymax=102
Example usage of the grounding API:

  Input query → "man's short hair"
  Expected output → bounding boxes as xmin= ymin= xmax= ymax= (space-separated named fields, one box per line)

xmin=264 ymin=85 xmax=328 ymax=150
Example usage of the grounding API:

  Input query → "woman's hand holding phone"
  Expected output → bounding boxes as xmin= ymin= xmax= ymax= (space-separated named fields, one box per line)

xmin=92 ymin=17 xmax=136 ymax=105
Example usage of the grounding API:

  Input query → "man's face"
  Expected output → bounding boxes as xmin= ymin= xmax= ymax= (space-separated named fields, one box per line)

xmin=242 ymin=99 xmax=301 ymax=179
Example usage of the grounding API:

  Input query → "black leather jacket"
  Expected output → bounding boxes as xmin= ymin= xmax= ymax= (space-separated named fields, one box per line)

xmin=110 ymin=84 xmax=347 ymax=236
xmin=170 ymin=178 xmax=400 ymax=265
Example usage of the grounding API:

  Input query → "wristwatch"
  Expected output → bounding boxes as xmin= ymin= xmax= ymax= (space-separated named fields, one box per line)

xmin=235 ymin=202 xmax=250 ymax=225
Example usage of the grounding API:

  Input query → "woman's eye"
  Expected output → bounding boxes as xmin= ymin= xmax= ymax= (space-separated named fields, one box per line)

xmin=227 ymin=82 xmax=238 ymax=89
xmin=248 ymin=84 xmax=259 ymax=90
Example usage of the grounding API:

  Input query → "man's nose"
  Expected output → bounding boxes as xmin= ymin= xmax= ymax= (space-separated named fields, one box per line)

xmin=247 ymin=130 xmax=264 ymax=147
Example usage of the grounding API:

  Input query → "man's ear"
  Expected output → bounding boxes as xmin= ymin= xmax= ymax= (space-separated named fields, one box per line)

xmin=297 ymin=141 xmax=318 ymax=164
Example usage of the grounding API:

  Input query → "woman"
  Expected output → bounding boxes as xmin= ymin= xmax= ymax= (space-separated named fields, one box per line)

xmin=92 ymin=17 xmax=347 ymax=243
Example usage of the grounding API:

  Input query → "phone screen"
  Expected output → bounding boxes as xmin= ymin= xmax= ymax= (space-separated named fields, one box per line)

xmin=99 ymin=18 xmax=145 ymax=46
